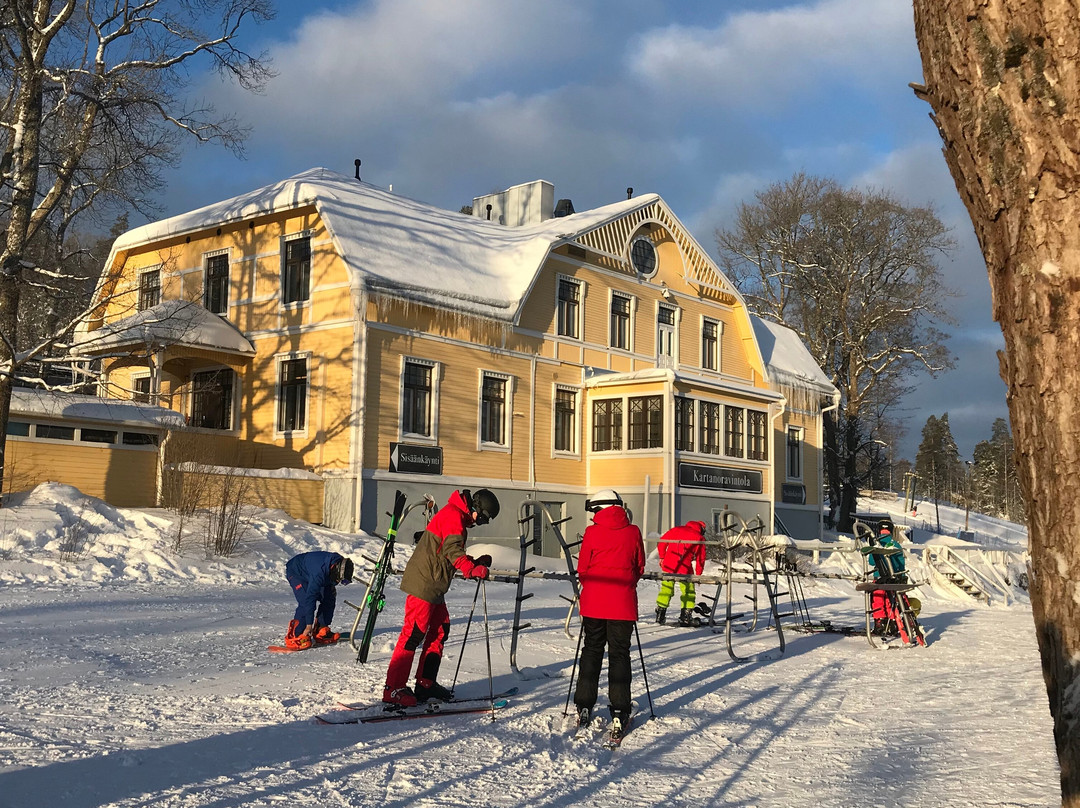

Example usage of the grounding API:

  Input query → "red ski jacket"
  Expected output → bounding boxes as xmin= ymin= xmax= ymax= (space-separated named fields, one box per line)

xmin=577 ymin=505 xmax=645 ymax=621
xmin=401 ymin=490 xmax=482 ymax=604
xmin=657 ymin=521 xmax=707 ymax=575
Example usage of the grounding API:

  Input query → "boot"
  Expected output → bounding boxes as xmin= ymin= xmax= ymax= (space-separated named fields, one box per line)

xmin=382 ymin=686 xmax=418 ymax=708
xmin=576 ymin=706 xmax=592 ymax=728
xmin=871 ymin=619 xmax=887 ymax=636
xmin=654 ymin=607 xmax=667 ymax=625
xmin=414 ymin=680 xmax=453 ymax=702
xmin=313 ymin=625 xmax=340 ymax=645
xmin=678 ymin=608 xmax=702 ymax=628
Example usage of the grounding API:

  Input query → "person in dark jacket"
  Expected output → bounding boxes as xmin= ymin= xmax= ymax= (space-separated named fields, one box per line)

xmin=283 ymin=551 xmax=354 ymax=650
xmin=573 ymin=489 xmax=645 ymax=739
xmin=382 ymin=488 xmax=500 ymax=707
xmin=655 ymin=520 xmax=708 ymax=626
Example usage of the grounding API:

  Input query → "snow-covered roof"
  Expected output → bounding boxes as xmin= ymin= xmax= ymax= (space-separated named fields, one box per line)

xmin=10 ymin=388 xmax=186 ymax=429
xmin=75 ymin=300 xmax=255 ymax=356
xmin=111 ymin=168 xmax=661 ymax=322
xmin=750 ymin=316 xmax=837 ymax=396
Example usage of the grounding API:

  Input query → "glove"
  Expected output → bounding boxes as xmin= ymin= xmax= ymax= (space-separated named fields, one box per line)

xmin=473 ymin=554 xmax=492 ymax=568
xmin=468 ymin=565 xmax=489 ymax=580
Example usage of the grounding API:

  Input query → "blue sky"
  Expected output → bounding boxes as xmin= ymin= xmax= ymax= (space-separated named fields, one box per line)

xmin=161 ymin=0 xmax=1007 ymax=464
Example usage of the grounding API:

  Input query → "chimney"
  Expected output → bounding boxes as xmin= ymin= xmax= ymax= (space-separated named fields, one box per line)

xmin=626 ymin=187 xmax=633 ymax=200
xmin=354 ymin=159 xmax=361 ymax=181
xmin=486 ymin=204 xmax=492 ymax=221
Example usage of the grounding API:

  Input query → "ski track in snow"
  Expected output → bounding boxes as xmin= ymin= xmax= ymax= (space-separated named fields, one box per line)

xmin=0 ymin=487 xmax=1059 ymax=807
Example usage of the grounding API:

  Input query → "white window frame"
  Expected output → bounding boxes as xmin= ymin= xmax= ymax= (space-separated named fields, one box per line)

xmin=398 ymin=356 xmax=440 ymax=445
xmin=590 ymin=396 xmax=624 ymax=453
xmin=552 ymin=384 xmax=581 ymax=458
xmin=787 ymin=426 xmax=804 ymax=481
xmin=275 ymin=351 xmax=311 ymax=437
xmin=188 ymin=365 xmax=238 ymax=432
xmin=555 ymin=274 xmax=584 ymax=340
xmin=477 ymin=370 xmax=513 ymax=452
xmin=281 ymin=230 xmax=313 ymax=309
xmin=202 ymin=247 xmax=230 ymax=315
xmin=609 ymin=290 xmax=635 ymax=353
xmin=137 ymin=265 xmax=162 ymax=311
xmin=701 ymin=316 xmax=722 ymax=372
xmin=130 ymin=370 xmax=153 ymax=404
xmin=656 ymin=302 xmax=678 ymax=368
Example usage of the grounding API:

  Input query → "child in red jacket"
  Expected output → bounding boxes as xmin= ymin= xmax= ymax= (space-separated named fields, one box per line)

xmin=573 ymin=489 xmax=645 ymax=741
xmin=654 ymin=520 xmax=708 ymax=627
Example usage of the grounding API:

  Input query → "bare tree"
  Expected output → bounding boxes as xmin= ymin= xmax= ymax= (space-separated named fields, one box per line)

xmin=0 ymin=0 xmax=274 ymax=499
xmin=911 ymin=4 xmax=1080 ymax=800
xmin=716 ymin=174 xmax=956 ymax=530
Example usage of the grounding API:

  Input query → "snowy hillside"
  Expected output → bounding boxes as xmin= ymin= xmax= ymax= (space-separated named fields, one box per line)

xmin=0 ymin=484 xmax=1057 ymax=807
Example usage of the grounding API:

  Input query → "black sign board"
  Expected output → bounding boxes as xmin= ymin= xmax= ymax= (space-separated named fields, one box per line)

xmin=389 ymin=442 xmax=442 ymax=475
xmin=678 ymin=463 xmax=762 ymax=494
xmin=781 ymin=483 xmax=806 ymax=505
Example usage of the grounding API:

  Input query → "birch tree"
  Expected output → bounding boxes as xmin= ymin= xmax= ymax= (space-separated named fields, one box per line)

xmin=911 ymin=5 xmax=1080 ymax=797
xmin=0 ymin=0 xmax=273 ymax=498
xmin=716 ymin=174 xmax=955 ymax=531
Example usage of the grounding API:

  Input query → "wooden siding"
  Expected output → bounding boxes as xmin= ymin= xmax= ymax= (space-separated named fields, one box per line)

xmin=4 ymin=439 xmax=159 ymax=507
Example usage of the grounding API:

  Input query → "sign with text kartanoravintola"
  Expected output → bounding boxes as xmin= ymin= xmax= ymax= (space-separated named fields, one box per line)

xmin=389 ymin=442 xmax=442 ymax=475
xmin=678 ymin=462 xmax=763 ymax=494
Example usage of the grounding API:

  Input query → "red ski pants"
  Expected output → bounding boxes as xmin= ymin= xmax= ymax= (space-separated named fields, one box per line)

xmin=384 ymin=595 xmax=450 ymax=691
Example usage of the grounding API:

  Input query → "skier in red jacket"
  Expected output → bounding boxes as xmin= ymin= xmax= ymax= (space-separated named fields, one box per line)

xmin=573 ymin=489 xmax=645 ymax=741
xmin=382 ymin=488 xmax=500 ymax=707
xmin=654 ymin=520 xmax=708 ymax=627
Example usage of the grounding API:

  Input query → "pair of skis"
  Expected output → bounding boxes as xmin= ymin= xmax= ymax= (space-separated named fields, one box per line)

xmin=574 ymin=715 xmax=630 ymax=749
xmin=353 ymin=490 xmax=409 ymax=663
xmin=316 ymin=687 xmax=517 ymax=725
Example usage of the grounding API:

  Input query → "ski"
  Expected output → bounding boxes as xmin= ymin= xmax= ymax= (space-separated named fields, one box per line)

xmin=356 ymin=490 xmax=408 ymax=664
xmin=337 ymin=686 xmax=518 ymax=710
xmin=316 ymin=698 xmax=508 ymax=725
xmin=604 ymin=717 xmax=631 ymax=749
xmin=268 ymin=635 xmax=350 ymax=654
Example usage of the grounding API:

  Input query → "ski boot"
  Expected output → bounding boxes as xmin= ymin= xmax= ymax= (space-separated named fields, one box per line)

xmin=678 ymin=608 xmax=702 ymax=628
xmin=608 ymin=707 xmax=631 ymax=746
xmin=654 ymin=607 xmax=667 ymax=625
xmin=382 ymin=686 xmax=418 ymax=708
xmin=415 ymin=679 xmax=454 ymax=702
xmin=576 ymin=706 xmax=592 ymax=728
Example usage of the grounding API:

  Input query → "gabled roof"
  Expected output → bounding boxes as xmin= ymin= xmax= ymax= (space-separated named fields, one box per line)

xmin=109 ymin=168 xmax=661 ymax=322
xmin=750 ymin=316 xmax=837 ymax=397
xmin=74 ymin=300 xmax=255 ymax=356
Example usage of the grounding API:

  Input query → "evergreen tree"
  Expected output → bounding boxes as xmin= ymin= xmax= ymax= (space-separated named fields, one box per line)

xmin=915 ymin=413 xmax=961 ymax=531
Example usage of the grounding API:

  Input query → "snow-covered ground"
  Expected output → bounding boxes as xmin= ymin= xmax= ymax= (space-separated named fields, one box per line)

xmin=0 ymin=484 xmax=1058 ymax=807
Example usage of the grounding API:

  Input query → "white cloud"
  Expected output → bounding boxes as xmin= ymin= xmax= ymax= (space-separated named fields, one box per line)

xmin=629 ymin=0 xmax=915 ymax=107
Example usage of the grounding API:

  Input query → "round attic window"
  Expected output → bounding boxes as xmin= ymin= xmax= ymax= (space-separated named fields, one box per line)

xmin=630 ymin=236 xmax=657 ymax=277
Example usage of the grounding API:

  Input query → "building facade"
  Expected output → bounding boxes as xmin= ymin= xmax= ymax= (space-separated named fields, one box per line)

xmin=75 ymin=168 xmax=838 ymax=548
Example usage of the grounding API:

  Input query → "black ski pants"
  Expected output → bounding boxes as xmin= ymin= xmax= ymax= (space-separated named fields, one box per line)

xmin=574 ymin=616 xmax=633 ymax=715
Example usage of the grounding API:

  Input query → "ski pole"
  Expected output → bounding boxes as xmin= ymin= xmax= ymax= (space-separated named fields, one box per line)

xmin=449 ymin=577 xmax=484 ymax=697
xmin=481 ymin=577 xmax=496 ymax=721
xmin=563 ymin=621 xmax=584 ymax=717
xmin=633 ymin=620 xmax=656 ymax=718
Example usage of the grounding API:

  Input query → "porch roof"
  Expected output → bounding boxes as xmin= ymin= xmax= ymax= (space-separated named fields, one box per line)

xmin=11 ymin=388 xmax=185 ymax=429
xmin=74 ymin=300 xmax=255 ymax=358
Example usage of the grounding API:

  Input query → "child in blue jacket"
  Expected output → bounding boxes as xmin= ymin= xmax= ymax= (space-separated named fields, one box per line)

xmin=283 ymin=551 xmax=354 ymax=649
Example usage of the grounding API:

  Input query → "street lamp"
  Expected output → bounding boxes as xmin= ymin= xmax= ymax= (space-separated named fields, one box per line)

xmin=964 ymin=459 xmax=974 ymax=532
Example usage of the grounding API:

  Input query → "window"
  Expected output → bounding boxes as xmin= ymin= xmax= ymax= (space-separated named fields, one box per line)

xmin=610 ymin=292 xmax=632 ymax=351
xmin=204 ymin=252 xmax=229 ymax=314
xmin=702 ymin=318 xmax=719 ymax=371
xmin=592 ymin=399 xmax=623 ymax=452
xmin=36 ymin=424 xmax=75 ymax=441
xmin=725 ymin=406 xmax=744 ymax=458
xmin=277 ymin=357 xmax=308 ymax=432
xmin=657 ymin=305 xmax=676 ymax=367
xmin=556 ymin=277 xmax=581 ymax=339
xmin=6 ymin=421 xmax=29 ymax=437
xmin=700 ymin=402 xmax=720 ymax=454
xmin=748 ymin=410 xmax=768 ymax=461
xmin=132 ymin=375 xmax=152 ymax=403
xmin=675 ymin=397 xmax=694 ymax=452
xmin=402 ymin=359 xmax=435 ymax=437
xmin=554 ymin=387 xmax=578 ymax=453
xmin=283 ymin=236 xmax=311 ymax=305
xmin=787 ymin=427 xmax=803 ymax=479
xmin=630 ymin=236 xmax=657 ymax=277
xmin=81 ymin=428 xmax=117 ymax=444
xmin=629 ymin=395 xmax=663 ymax=449
xmin=138 ymin=269 xmax=161 ymax=311
xmin=480 ymin=372 xmax=509 ymax=446
xmin=123 ymin=431 xmax=159 ymax=446
xmin=191 ymin=369 xmax=234 ymax=430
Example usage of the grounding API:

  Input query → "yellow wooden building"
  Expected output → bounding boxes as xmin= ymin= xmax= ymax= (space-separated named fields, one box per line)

xmin=75 ymin=168 xmax=838 ymax=546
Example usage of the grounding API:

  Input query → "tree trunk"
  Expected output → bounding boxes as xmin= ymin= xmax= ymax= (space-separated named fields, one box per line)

xmin=837 ymin=413 xmax=860 ymax=532
xmin=912 ymin=3 xmax=1080 ymax=802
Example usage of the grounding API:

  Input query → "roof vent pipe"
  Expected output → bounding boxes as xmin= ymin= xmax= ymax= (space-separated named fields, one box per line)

xmin=486 ymin=204 xmax=492 ymax=221
xmin=626 ymin=187 xmax=633 ymax=200
xmin=354 ymin=159 xmax=361 ymax=181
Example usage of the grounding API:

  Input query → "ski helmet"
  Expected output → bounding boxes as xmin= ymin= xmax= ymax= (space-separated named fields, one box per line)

xmin=469 ymin=488 xmax=500 ymax=525
xmin=879 ymin=519 xmax=894 ymax=535
xmin=333 ymin=557 xmax=354 ymax=585
xmin=586 ymin=489 xmax=624 ymax=513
